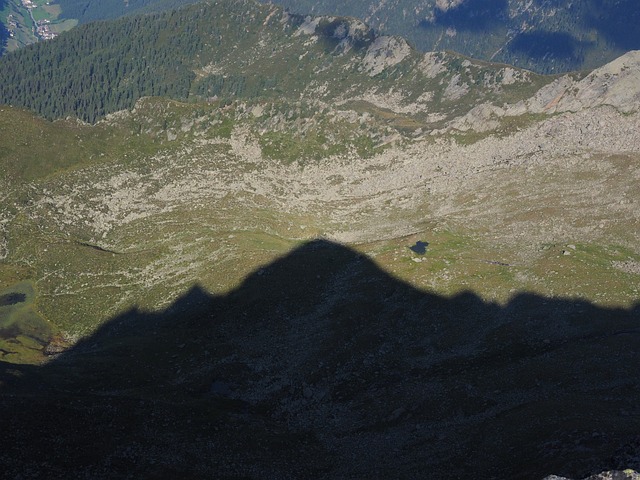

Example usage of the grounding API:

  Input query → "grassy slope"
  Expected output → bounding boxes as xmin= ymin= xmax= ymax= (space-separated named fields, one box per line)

xmin=1 ymin=100 xmax=638 ymax=365
xmin=0 ymin=0 xmax=636 ymax=368
xmin=0 ymin=0 xmax=552 ymax=123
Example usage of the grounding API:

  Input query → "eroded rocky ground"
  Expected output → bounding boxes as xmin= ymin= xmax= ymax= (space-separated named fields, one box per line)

xmin=0 ymin=47 xmax=639 ymax=480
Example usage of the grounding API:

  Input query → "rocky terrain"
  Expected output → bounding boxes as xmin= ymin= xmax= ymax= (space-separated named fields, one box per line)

xmin=1 ymin=50 xmax=639 ymax=477
xmin=2 ymin=240 xmax=639 ymax=479
xmin=0 ymin=1 xmax=639 ymax=478
xmin=4 ymin=0 xmax=640 ymax=75
xmin=263 ymin=0 xmax=640 ymax=73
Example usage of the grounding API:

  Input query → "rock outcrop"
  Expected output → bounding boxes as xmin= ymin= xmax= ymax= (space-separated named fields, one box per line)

xmin=545 ymin=470 xmax=640 ymax=480
xmin=446 ymin=50 xmax=640 ymax=132
xmin=554 ymin=51 xmax=640 ymax=113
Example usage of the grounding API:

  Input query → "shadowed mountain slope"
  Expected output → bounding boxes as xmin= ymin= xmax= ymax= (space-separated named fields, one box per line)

xmin=0 ymin=0 xmax=7 ymax=51
xmin=3 ymin=0 xmax=639 ymax=73
xmin=263 ymin=0 xmax=640 ymax=73
xmin=55 ymin=0 xmax=201 ymax=23
xmin=0 ymin=0 xmax=551 ymax=123
xmin=1 ymin=240 xmax=639 ymax=479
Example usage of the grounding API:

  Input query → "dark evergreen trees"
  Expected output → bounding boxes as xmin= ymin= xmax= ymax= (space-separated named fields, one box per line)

xmin=0 ymin=5 xmax=209 ymax=122
xmin=56 ymin=0 xmax=200 ymax=23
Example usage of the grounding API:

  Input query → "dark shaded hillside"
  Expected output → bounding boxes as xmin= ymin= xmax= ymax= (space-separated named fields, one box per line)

xmin=0 ymin=0 xmax=553 ymax=124
xmin=263 ymin=0 xmax=640 ymax=73
xmin=1 ymin=240 xmax=639 ymax=479
xmin=55 ymin=0 xmax=200 ymax=23
xmin=0 ymin=0 xmax=8 ymax=54
xmin=0 ymin=0 xmax=369 ymax=122
xmin=589 ymin=0 xmax=640 ymax=51
xmin=0 ymin=25 xmax=6 ymax=55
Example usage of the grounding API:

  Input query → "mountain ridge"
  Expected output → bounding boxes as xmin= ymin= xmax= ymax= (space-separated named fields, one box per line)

xmin=1 ymin=239 xmax=639 ymax=479
xmin=4 ymin=0 xmax=640 ymax=74
xmin=0 ymin=0 xmax=639 ymax=477
xmin=3 ymin=0 xmax=640 ymax=138
xmin=261 ymin=0 xmax=640 ymax=73
xmin=0 ymin=0 xmax=550 ymax=124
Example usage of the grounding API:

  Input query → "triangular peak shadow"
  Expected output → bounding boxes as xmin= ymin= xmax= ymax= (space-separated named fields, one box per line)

xmin=1 ymin=239 xmax=639 ymax=479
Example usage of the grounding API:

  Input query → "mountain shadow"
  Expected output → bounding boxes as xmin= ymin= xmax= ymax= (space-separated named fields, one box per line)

xmin=1 ymin=239 xmax=639 ymax=479
xmin=587 ymin=0 xmax=640 ymax=51
xmin=313 ymin=16 xmax=376 ymax=54
xmin=0 ymin=0 xmax=8 ymax=54
xmin=509 ymin=31 xmax=584 ymax=62
xmin=427 ymin=0 xmax=508 ymax=31
xmin=506 ymin=30 xmax=589 ymax=72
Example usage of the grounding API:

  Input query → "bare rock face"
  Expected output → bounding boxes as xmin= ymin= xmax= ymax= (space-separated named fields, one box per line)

xmin=522 ymin=75 xmax=577 ymax=114
xmin=528 ymin=51 xmax=640 ymax=115
xmin=555 ymin=51 xmax=640 ymax=113
xmin=362 ymin=36 xmax=411 ymax=76
xmin=536 ymin=51 xmax=640 ymax=113
xmin=447 ymin=50 xmax=640 ymax=133
xmin=446 ymin=103 xmax=505 ymax=132
xmin=43 ymin=335 xmax=70 ymax=356
xmin=435 ymin=0 xmax=467 ymax=11
xmin=544 ymin=470 xmax=640 ymax=480
xmin=294 ymin=14 xmax=375 ymax=54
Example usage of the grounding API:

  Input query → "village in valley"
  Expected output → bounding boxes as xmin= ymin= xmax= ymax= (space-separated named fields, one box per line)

xmin=1 ymin=0 xmax=76 ymax=51
xmin=21 ymin=0 xmax=57 ymax=40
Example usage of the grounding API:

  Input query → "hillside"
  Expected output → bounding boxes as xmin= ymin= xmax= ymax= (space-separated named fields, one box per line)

xmin=263 ymin=0 xmax=640 ymax=73
xmin=0 ymin=0 xmax=639 ymax=377
xmin=0 ymin=0 xmax=197 ymax=54
xmin=4 ymin=0 xmax=640 ymax=73
xmin=54 ymin=0 xmax=200 ymax=23
xmin=0 ymin=0 xmax=639 ymax=477
xmin=0 ymin=0 xmax=554 ymax=123
xmin=2 ymin=244 xmax=639 ymax=478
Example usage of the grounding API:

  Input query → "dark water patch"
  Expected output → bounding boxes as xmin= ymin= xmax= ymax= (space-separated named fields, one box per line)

xmin=409 ymin=240 xmax=429 ymax=255
xmin=0 ymin=293 xmax=26 ymax=307
xmin=0 ymin=282 xmax=54 ymax=362
xmin=210 ymin=380 xmax=233 ymax=397
xmin=0 ymin=324 xmax=21 ymax=340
